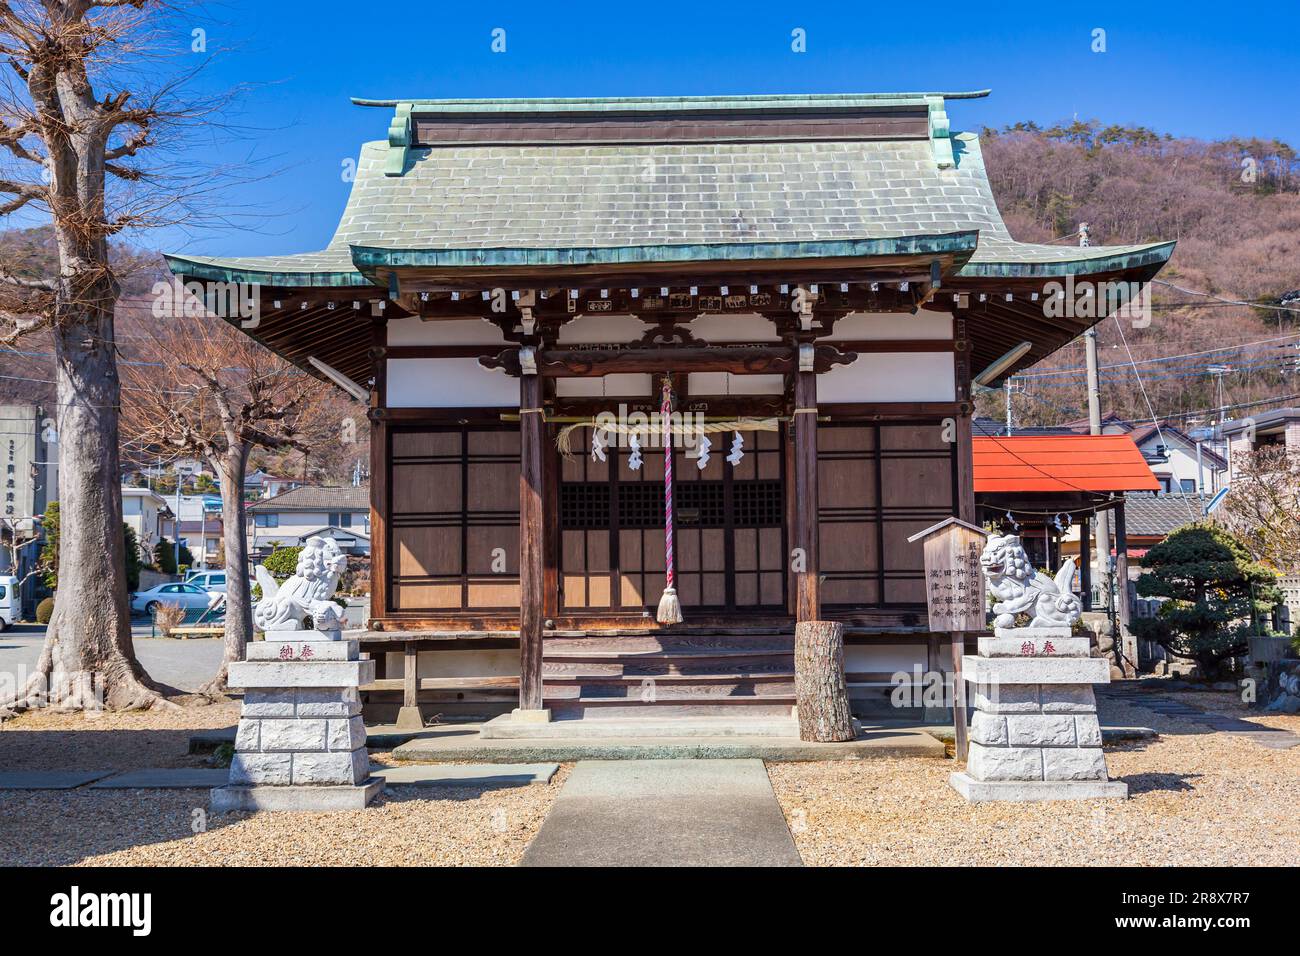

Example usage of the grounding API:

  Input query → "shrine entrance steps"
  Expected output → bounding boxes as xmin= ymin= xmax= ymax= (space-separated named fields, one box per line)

xmin=541 ymin=631 xmax=796 ymax=721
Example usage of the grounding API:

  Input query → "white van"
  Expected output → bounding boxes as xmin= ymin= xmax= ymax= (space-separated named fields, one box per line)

xmin=184 ymin=570 xmax=228 ymax=593
xmin=0 ymin=574 xmax=17 ymax=629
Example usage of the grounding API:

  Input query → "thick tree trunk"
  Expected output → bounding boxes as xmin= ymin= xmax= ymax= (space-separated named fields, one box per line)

xmin=12 ymin=296 xmax=163 ymax=711
xmin=794 ymin=620 xmax=854 ymax=742
xmin=200 ymin=443 xmax=251 ymax=696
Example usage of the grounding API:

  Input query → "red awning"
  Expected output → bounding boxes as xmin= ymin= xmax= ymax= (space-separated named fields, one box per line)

xmin=973 ymin=435 xmax=1161 ymax=493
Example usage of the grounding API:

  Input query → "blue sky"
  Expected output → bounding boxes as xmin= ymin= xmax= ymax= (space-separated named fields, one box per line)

xmin=88 ymin=0 xmax=1300 ymax=256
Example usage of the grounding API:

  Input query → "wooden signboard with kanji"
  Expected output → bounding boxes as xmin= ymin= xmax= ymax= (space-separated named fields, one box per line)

xmin=911 ymin=518 xmax=988 ymax=633
xmin=907 ymin=517 xmax=988 ymax=761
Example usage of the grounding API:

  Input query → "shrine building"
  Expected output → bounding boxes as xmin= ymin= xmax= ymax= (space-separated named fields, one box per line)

xmin=166 ymin=91 xmax=1174 ymax=726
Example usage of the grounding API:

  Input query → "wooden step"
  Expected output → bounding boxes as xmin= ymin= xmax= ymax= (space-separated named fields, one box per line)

xmin=543 ymin=656 xmax=793 ymax=678
xmin=544 ymin=675 xmax=796 ymax=700
xmin=544 ymin=636 xmax=793 ymax=659
xmin=546 ymin=698 xmax=797 ymax=720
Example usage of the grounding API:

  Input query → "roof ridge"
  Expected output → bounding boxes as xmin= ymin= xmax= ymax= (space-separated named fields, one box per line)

xmin=351 ymin=90 xmax=993 ymax=109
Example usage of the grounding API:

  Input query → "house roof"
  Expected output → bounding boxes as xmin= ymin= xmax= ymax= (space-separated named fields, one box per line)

xmin=1127 ymin=423 xmax=1228 ymax=467
xmin=297 ymin=525 xmax=371 ymax=542
xmin=973 ymin=435 xmax=1161 ymax=493
xmin=247 ymin=485 xmax=369 ymax=512
xmin=1221 ymin=406 xmax=1300 ymax=436
xmin=1122 ymin=493 xmax=1205 ymax=538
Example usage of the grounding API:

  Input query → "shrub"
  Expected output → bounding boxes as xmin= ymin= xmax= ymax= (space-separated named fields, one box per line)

xmin=35 ymin=597 xmax=54 ymax=624
xmin=261 ymin=545 xmax=302 ymax=581
xmin=153 ymin=602 xmax=186 ymax=636
xmin=1132 ymin=523 xmax=1282 ymax=678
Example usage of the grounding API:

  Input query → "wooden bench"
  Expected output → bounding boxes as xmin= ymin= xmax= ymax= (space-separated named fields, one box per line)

xmin=160 ymin=626 xmax=225 ymax=640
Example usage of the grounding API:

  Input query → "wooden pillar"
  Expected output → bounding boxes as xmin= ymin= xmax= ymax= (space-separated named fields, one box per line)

xmin=1080 ymin=516 xmax=1093 ymax=611
xmin=518 ymin=367 xmax=546 ymax=712
xmin=950 ymin=332 xmax=974 ymax=760
xmin=367 ymin=318 xmax=388 ymax=629
xmin=395 ymin=640 xmax=423 ymax=729
xmin=1113 ymin=501 xmax=1131 ymax=636
xmin=793 ymin=354 xmax=820 ymax=623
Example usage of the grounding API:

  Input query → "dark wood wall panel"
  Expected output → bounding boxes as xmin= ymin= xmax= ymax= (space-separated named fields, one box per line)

xmin=388 ymin=424 xmax=520 ymax=613
xmin=817 ymin=420 xmax=957 ymax=610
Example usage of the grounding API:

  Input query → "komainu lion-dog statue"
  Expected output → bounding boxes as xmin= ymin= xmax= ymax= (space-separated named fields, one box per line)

xmin=253 ymin=536 xmax=349 ymax=637
xmin=979 ymin=533 xmax=1082 ymax=629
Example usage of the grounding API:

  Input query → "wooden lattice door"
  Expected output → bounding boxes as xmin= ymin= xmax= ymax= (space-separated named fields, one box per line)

xmin=559 ymin=426 xmax=787 ymax=615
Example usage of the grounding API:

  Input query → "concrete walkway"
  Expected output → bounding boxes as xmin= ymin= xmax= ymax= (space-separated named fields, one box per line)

xmin=520 ymin=759 xmax=802 ymax=867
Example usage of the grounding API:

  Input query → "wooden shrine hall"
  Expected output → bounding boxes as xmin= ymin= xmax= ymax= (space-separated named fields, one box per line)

xmin=166 ymin=91 xmax=1174 ymax=726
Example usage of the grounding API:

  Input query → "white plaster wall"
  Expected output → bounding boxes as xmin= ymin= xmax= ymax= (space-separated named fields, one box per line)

xmin=386 ymin=316 xmax=508 ymax=346
xmin=382 ymin=648 xmax=518 ymax=680
xmin=819 ymin=352 xmax=956 ymax=403
xmin=686 ymin=372 xmax=784 ymax=395
xmin=685 ymin=313 xmax=779 ymax=342
xmin=844 ymin=643 xmax=927 ymax=674
xmin=386 ymin=357 xmax=517 ymax=407
xmin=556 ymin=374 xmax=655 ymax=397
xmin=556 ymin=313 xmax=648 ymax=344
xmin=825 ymin=311 xmax=953 ymax=341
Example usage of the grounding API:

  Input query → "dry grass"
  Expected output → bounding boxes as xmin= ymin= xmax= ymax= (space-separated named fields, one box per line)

xmin=769 ymin=694 xmax=1300 ymax=867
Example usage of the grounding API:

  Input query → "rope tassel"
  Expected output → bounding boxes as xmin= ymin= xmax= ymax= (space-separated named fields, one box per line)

xmin=656 ymin=375 xmax=683 ymax=625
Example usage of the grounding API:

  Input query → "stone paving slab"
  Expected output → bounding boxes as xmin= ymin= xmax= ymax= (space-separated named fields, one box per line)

xmin=375 ymin=763 xmax=559 ymax=788
xmin=90 ymin=769 xmax=232 ymax=789
xmin=0 ymin=771 xmax=114 ymax=790
xmin=1102 ymin=689 xmax=1300 ymax=750
xmin=520 ymin=760 xmax=802 ymax=867
xmin=391 ymin=723 xmax=944 ymax=763
xmin=926 ymin=724 xmax=1157 ymax=744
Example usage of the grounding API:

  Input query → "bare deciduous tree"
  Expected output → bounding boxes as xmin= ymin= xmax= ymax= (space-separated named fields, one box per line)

xmin=1220 ymin=447 xmax=1300 ymax=575
xmin=120 ymin=311 xmax=334 ymax=694
xmin=0 ymin=0 xmax=187 ymax=710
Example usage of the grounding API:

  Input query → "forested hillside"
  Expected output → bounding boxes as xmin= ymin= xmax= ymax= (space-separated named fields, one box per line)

xmin=978 ymin=120 xmax=1300 ymax=429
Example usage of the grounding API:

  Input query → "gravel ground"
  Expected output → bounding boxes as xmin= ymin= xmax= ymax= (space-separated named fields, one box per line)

xmin=0 ymin=701 xmax=566 ymax=866
xmin=0 ymin=769 xmax=570 ymax=866
xmin=4 ymin=687 xmax=1298 ymax=867
xmin=0 ymin=697 xmax=241 ymax=771
xmin=769 ymin=693 xmax=1300 ymax=866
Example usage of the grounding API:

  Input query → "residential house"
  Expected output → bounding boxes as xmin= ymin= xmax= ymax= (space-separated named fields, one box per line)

xmin=1221 ymin=406 xmax=1300 ymax=480
xmin=0 ymin=405 xmax=58 ymax=615
xmin=121 ymin=486 xmax=175 ymax=562
xmin=244 ymin=470 xmax=307 ymax=500
xmin=246 ymin=485 xmax=370 ymax=558
xmin=178 ymin=518 xmax=224 ymax=570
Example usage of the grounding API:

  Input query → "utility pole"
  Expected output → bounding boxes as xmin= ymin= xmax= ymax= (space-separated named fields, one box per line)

xmin=1081 ymin=220 xmax=1116 ymax=651
xmin=1004 ymin=376 xmax=1014 ymax=436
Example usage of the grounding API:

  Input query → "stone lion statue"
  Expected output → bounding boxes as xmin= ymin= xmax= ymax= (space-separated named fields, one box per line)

xmin=979 ymin=533 xmax=1082 ymax=629
xmin=254 ymin=536 xmax=348 ymax=636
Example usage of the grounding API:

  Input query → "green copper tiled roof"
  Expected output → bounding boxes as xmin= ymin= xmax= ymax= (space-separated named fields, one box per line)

xmin=165 ymin=96 xmax=1173 ymax=286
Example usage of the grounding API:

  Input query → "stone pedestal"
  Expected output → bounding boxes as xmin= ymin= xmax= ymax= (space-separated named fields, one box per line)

xmin=211 ymin=636 xmax=382 ymax=812
xmin=950 ymin=627 xmax=1127 ymax=802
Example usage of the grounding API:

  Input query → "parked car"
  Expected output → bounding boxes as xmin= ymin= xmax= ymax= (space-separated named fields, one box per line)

xmin=0 ymin=574 xmax=16 ymax=630
xmin=130 ymin=582 xmax=215 ymax=616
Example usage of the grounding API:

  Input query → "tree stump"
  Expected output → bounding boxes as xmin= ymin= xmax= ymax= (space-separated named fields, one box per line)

xmin=794 ymin=620 xmax=854 ymax=742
